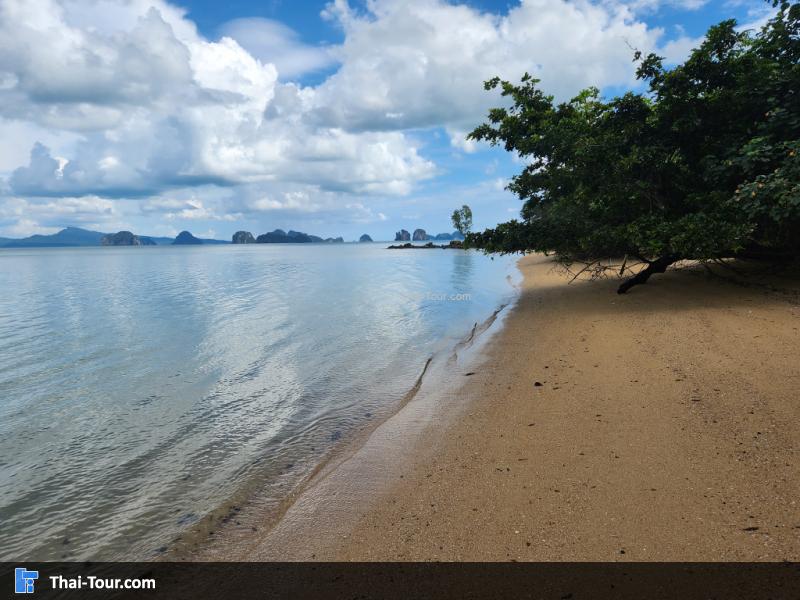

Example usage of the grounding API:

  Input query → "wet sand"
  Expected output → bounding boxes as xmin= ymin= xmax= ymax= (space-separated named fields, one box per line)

xmin=195 ymin=254 xmax=800 ymax=560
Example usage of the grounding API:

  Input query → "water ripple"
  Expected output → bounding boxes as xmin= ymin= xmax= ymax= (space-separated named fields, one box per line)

xmin=0 ymin=244 xmax=518 ymax=560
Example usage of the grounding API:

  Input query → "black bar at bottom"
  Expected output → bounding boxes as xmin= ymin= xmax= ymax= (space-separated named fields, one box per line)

xmin=2 ymin=562 xmax=799 ymax=599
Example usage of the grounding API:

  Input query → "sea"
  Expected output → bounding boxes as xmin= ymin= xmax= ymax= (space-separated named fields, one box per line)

xmin=0 ymin=242 xmax=519 ymax=560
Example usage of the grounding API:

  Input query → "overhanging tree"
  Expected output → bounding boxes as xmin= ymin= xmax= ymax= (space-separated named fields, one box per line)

xmin=466 ymin=1 xmax=800 ymax=293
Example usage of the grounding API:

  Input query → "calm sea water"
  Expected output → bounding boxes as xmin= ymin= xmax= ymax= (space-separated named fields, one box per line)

xmin=0 ymin=243 xmax=518 ymax=560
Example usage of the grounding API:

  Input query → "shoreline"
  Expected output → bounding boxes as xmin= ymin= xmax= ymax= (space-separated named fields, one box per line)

xmin=182 ymin=254 xmax=800 ymax=561
xmin=170 ymin=287 xmax=518 ymax=561
xmin=330 ymin=254 xmax=800 ymax=560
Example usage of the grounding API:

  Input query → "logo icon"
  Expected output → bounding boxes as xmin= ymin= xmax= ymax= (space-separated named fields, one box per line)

xmin=14 ymin=568 xmax=38 ymax=594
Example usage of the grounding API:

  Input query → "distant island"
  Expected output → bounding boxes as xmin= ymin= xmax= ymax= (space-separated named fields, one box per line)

xmin=2 ymin=227 xmax=108 ymax=248
xmin=232 ymin=231 xmax=256 ymax=244
xmin=102 ymin=231 xmax=156 ymax=246
xmin=173 ymin=231 xmax=203 ymax=245
xmin=234 ymin=229 xmax=345 ymax=244
xmin=0 ymin=226 xmax=464 ymax=248
xmin=394 ymin=229 xmax=465 ymax=242
xmin=0 ymin=227 xmax=229 ymax=248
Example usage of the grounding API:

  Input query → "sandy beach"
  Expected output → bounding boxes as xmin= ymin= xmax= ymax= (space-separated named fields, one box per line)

xmin=189 ymin=254 xmax=800 ymax=561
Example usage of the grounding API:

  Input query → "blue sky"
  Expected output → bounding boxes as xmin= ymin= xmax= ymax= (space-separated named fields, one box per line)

xmin=184 ymin=0 xmax=760 ymax=39
xmin=0 ymin=0 xmax=774 ymax=241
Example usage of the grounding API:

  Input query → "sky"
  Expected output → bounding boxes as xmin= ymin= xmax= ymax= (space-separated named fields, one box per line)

xmin=0 ymin=0 xmax=774 ymax=241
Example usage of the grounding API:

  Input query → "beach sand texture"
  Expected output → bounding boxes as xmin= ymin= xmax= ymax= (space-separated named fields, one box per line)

xmin=333 ymin=254 xmax=800 ymax=561
xmin=197 ymin=254 xmax=800 ymax=561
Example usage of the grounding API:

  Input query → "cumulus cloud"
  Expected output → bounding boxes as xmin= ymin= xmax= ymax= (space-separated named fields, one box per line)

xmin=0 ymin=0 xmax=711 ymax=236
xmin=0 ymin=0 xmax=434 ymax=200
xmin=0 ymin=1 xmax=194 ymax=126
xmin=660 ymin=32 xmax=705 ymax=64
xmin=219 ymin=17 xmax=337 ymax=80
xmin=142 ymin=196 xmax=240 ymax=221
xmin=312 ymin=0 xmax=661 ymax=135
xmin=0 ymin=194 xmax=123 ymax=234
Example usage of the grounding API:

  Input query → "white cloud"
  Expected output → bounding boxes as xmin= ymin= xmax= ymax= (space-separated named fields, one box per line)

xmin=492 ymin=178 xmax=508 ymax=191
xmin=660 ymin=33 xmax=705 ymax=64
xmin=143 ymin=197 xmax=239 ymax=221
xmin=0 ymin=194 xmax=124 ymax=235
xmin=0 ymin=0 xmax=434 ymax=200
xmin=0 ymin=218 xmax=60 ymax=237
xmin=654 ymin=3 xmax=776 ymax=66
xmin=448 ymin=128 xmax=479 ymax=154
xmin=0 ymin=1 xmax=194 ymax=124
xmin=736 ymin=4 xmax=776 ymax=33
xmin=0 ymin=118 xmax=80 ymax=174
xmin=310 ymin=0 xmax=662 ymax=138
xmin=219 ymin=18 xmax=337 ymax=80
xmin=0 ymin=0 xmax=713 ymax=236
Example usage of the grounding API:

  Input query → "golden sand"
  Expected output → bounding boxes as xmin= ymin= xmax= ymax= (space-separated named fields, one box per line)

xmin=190 ymin=254 xmax=800 ymax=561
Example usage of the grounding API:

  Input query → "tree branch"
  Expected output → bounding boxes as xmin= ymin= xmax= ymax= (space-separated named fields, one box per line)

xmin=617 ymin=254 xmax=679 ymax=294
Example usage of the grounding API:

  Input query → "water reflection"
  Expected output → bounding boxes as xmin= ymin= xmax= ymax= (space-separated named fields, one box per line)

xmin=0 ymin=244 xmax=517 ymax=560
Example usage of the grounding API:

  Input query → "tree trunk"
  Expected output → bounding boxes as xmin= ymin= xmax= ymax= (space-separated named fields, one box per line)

xmin=617 ymin=254 xmax=679 ymax=294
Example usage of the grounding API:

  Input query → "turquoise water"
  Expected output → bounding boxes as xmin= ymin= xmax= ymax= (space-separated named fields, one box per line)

xmin=0 ymin=243 xmax=518 ymax=560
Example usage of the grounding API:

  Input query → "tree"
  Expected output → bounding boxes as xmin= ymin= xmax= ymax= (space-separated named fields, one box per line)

xmin=451 ymin=205 xmax=473 ymax=236
xmin=466 ymin=1 xmax=800 ymax=293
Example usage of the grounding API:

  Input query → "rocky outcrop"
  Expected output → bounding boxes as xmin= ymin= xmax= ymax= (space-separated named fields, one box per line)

xmin=289 ymin=230 xmax=342 ymax=243
xmin=232 ymin=231 xmax=255 ymax=244
xmin=255 ymin=229 xmax=346 ymax=243
xmin=359 ymin=234 xmax=373 ymax=242
xmin=101 ymin=231 xmax=154 ymax=246
xmin=412 ymin=228 xmax=429 ymax=241
xmin=432 ymin=231 xmax=464 ymax=240
xmin=172 ymin=231 xmax=203 ymax=245
xmin=257 ymin=229 xmax=312 ymax=243
xmin=395 ymin=229 xmax=411 ymax=241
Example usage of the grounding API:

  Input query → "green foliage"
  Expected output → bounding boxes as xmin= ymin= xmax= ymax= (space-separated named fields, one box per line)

xmin=451 ymin=204 xmax=473 ymax=235
xmin=466 ymin=2 xmax=800 ymax=281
